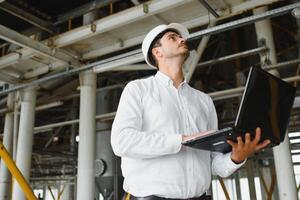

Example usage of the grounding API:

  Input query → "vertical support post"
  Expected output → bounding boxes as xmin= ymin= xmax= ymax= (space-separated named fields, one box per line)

xmin=76 ymin=10 xmax=99 ymax=200
xmin=11 ymin=87 xmax=36 ymax=200
xmin=0 ymin=92 xmax=14 ymax=200
xmin=76 ymin=70 xmax=96 ymax=200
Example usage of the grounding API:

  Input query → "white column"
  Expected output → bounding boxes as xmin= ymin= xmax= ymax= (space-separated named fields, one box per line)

xmin=254 ymin=6 xmax=297 ymax=200
xmin=76 ymin=70 xmax=96 ymax=200
xmin=0 ymin=92 xmax=14 ymax=200
xmin=11 ymin=87 xmax=36 ymax=200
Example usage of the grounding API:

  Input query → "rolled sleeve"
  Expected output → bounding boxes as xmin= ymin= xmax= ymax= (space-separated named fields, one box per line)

xmin=211 ymin=152 xmax=246 ymax=178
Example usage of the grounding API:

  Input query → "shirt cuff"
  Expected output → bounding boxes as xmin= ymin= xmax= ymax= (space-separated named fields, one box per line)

xmin=168 ymin=134 xmax=183 ymax=154
xmin=225 ymin=152 xmax=247 ymax=169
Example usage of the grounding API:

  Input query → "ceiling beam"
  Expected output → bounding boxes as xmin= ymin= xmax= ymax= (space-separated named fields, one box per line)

xmin=53 ymin=0 xmax=193 ymax=47
xmin=82 ymin=0 xmax=280 ymax=60
xmin=0 ymin=25 xmax=79 ymax=66
xmin=55 ymin=0 xmax=119 ymax=25
xmin=0 ymin=0 xmax=280 ymax=70
xmin=0 ymin=1 xmax=57 ymax=34
xmin=0 ymin=70 xmax=20 ymax=83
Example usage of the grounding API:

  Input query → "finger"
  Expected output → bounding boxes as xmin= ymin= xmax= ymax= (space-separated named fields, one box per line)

xmin=237 ymin=136 xmax=243 ymax=146
xmin=255 ymin=139 xmax=271 ymax=151
xmin=245 ymin=133 xmax=251 ymax=144
xmin=254 ymin=127 xmax=261 ymax=144
xmin=227 ymin=140 xmax=237 ymax=148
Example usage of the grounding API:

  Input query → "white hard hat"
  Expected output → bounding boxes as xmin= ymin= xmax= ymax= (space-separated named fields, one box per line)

xmin=142 ymin=23 xmax=189 ymax=69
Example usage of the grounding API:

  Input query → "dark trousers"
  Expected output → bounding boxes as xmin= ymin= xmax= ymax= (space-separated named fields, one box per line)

xmin=129 ymin=193 xmax=210 ymax=200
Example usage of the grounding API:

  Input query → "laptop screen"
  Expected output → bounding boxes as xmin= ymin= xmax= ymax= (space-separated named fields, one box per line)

xmin=235 ymin=67 xmax=296 ymax=144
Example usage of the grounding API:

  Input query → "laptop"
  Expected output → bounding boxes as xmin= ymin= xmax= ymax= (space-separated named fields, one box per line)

xmin=182 ymin=67 xmax=296 ymax=153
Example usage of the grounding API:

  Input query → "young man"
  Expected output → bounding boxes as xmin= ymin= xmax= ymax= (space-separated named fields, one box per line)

xmin=111 ymin=23 xmax=270 ymax=200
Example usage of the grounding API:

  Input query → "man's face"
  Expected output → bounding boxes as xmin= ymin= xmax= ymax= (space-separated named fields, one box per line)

xmin=153 ymin=31 xmax=189 ymax=60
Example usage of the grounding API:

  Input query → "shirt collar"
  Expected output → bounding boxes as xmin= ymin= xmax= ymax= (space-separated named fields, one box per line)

xmin=155 ymin=71 xmax=187 ymax=87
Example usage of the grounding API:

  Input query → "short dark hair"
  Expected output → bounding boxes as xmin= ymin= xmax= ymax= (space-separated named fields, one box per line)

xmin=148 ymin=29 xmax=180 ymax=69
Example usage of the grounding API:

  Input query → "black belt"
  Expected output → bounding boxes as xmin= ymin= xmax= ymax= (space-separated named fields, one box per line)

xmin=130 ymin=193 xmax=208 ymax=200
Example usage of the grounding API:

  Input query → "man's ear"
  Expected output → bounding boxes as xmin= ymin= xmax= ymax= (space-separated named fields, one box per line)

xmin=152 ymin=47 xmax=162 ymax=60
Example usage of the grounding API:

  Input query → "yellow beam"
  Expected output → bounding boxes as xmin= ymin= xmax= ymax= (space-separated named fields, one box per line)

xmin=0 ymin=143 xmax=37 ymax=200
xmin=57 ymin=184 xmax=66 ymax=200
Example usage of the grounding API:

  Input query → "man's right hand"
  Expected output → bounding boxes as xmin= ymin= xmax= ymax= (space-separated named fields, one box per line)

xmin=182 ymin=130 xmax=216 ymax=143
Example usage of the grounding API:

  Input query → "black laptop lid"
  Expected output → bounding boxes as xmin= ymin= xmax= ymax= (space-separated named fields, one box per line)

xmin=235 ymin=67 xmax=296 ymax=144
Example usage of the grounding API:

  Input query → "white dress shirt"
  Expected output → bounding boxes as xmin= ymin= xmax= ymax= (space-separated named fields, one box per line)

xmin=111 ymin=71 xmax=244 ymax=199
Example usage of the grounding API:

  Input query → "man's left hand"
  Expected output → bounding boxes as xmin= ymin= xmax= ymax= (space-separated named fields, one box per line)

xmin=227 ymin=127 xmax=271 ymax=164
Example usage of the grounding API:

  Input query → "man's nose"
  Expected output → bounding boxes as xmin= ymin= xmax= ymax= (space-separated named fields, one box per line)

xmin=179 ymin=37 xmax=186 ymax=44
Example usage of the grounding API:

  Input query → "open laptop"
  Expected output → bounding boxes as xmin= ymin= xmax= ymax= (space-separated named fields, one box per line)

xmin=182 ymin=67 xmax=296 ymax=153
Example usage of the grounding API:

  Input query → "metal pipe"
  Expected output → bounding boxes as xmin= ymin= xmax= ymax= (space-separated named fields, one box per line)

xmin=35 ymin=101 xmax=63 ymax=111
xmin=33 ymin=112 xmax=115 ymax=133
xmin=29 ymin=73 xmax=300 ymax=133
xmin=198 ymin=0 xmax=219 ymax=18
xmin=0 ymin=45 xmax=266 ymax=97
xmin=262 ymin=58 xmax=300 ymax=71
xmin=185 ymin=21 xmax=215 ymax=83
xmin=12 ymin=87 xmax=36 ymax=200
xmin=30 ymin=177 xmax=75 ymax=181
xmin=197 ymin=46 xmax=268 ymax=68
xmin=188 ymin=2 xmax=300 ymax=39
xmin=30 ymin=74 xmax=300 ymax=133
xmin=0 ymin=49 xmax=140 ymax=97
xmin=210 ymin=75 xmax=300 ymax=101
xmin=24 ymin=62 xmax=66 ymax=79
xmin=0 ymin=101 xmax=63 ymax=115
xmin=0 ymin=84 xmax=122 ymax=116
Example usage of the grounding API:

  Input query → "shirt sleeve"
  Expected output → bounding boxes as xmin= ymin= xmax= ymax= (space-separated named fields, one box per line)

xmin=111 ymin=81 xmax=182 ymax=159
xmin=207 ymin=96 xmax=246 ymax=177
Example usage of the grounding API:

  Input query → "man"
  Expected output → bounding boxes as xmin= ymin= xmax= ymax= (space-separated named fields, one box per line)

xmin=111 ymin=23 xmax=270 ymax=200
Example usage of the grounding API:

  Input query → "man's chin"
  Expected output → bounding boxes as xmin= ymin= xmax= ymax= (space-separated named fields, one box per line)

xmin=183 ymin=51 xmax=190 ymax=61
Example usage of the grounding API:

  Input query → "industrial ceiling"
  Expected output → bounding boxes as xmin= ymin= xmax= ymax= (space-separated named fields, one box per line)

xmin=0 ymin=0 xmax=300 ymax=191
